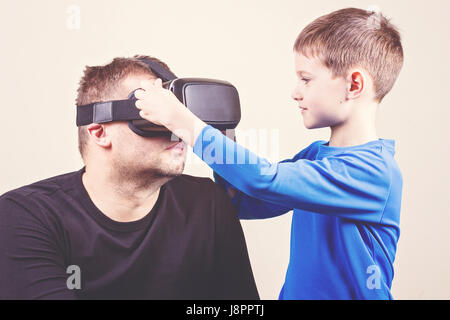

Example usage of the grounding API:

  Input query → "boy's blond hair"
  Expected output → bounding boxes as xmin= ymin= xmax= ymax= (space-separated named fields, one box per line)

xmin=294 ymin=7 xmax=403 ymax=102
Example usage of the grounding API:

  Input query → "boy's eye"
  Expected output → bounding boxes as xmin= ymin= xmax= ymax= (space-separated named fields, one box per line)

xmin=301 ymin=78 xmax=310 ymax=84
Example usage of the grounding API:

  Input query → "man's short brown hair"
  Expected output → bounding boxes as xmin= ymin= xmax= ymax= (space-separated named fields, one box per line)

xmin=293 ymin=7 xmax=403 ymax=102
xmin=76 ymin=55 xmax=173 ymax=161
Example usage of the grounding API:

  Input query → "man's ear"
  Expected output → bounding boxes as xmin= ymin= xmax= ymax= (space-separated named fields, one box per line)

xmin=86 ymin=123 xmax=112 ymax=149
xmin=346 ymin=69 xmax=365 ymax=100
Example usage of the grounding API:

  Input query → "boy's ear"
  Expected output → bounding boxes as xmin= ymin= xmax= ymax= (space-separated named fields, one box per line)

xmin=346 ymin=70 xmax=365 ymax=100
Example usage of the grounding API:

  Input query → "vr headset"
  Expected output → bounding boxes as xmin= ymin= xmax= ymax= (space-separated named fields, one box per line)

xmin=76 ymin=58 xmax=241 ymax=139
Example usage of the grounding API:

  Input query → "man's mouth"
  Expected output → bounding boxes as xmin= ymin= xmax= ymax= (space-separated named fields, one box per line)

xmin=166 ymin=141 xmax=184 ymax=151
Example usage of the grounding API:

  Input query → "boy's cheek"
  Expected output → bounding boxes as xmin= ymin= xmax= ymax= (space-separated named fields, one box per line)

xmin=314 ymin=83 xmax=340 ymax=105
xmin=304 ymin=86 xmax=322 ymax=106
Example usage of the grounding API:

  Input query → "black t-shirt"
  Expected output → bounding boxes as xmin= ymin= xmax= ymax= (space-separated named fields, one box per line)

xmin=0 ymin=167 xmax=259 ymax=300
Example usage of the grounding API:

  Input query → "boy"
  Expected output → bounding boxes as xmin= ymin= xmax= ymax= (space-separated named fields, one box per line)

xmin=134 ymin=7 xmax=404 ymax=299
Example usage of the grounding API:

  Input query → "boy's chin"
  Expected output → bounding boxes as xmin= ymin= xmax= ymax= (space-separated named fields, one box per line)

xmin=303 ymin=121 xmax=326 ymax=130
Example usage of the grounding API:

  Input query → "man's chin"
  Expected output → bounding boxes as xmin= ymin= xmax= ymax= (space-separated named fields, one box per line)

xmin=160 ymin=167 xmax=185 ymax=178
xmin=159 ymin=153 xmax=186 ymax=176
xmin=154 ymin=160 xmax=186 ymax=178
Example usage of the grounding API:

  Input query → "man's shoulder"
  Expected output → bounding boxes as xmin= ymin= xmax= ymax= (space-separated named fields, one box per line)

xmin=167 ymin=174 xmax=217 ymax=193
xmin=167 ymin=175 xmax=239 ymax=224
xmin=0 ymin=169 xmax=81 ymax=206
xmin=165 ymin=174 xmax=230 ymax=204
xmin=0 ymin=170 xmax=80 ymax=231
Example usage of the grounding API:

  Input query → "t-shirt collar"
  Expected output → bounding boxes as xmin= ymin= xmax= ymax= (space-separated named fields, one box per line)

xmin=317 ymin=138 xmax=396 ymax=157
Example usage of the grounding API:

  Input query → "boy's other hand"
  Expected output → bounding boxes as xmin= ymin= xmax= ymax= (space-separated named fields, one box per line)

xmin=227 ymin=186 xmax=238 ymax=199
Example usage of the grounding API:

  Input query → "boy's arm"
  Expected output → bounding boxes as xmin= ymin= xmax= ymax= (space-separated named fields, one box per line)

xmin=196 ymin=126 xmax=392 ymax=223
xmin=134 ymin=82 xmax=391 ymax=223
xmin=213 ymin=131 xmax=293 ymax=220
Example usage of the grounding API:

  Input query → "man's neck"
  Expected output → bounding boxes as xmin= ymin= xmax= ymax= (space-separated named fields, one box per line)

xmin=328 ymin=102 xmax=379 ymax=147
xmin=82 ymin=164 xmax=169 ymax=223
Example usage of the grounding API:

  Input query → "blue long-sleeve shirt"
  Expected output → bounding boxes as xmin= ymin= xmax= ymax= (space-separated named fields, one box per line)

xmin=193 ymin=125 xmax=402 ymax=300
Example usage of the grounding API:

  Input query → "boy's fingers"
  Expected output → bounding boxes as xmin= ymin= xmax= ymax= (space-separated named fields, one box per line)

xmin=134 ymin=89 xmax=145 ymax=99
xmin=135 ymin=100 xmax=144 ymax=109
xmin=139 ymin=110 xmax=147 ymax=118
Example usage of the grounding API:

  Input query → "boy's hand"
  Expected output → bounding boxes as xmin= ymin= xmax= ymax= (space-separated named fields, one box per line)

xmin=134 ymin=78 xmax=185 ymax=127
xmin=134 ymin=78 xmax=208 ymax=147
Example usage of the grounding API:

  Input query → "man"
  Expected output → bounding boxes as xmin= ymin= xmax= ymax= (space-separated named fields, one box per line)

xmin=0 ymin=55 xmax=259 ymax=300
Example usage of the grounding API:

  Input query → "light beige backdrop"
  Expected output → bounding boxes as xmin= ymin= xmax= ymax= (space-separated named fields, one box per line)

xmin=1 ymin=0 xmax=449 ymax=299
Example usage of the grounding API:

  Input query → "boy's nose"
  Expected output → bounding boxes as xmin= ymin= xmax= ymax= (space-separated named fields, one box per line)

xmin=291 ymin=85 xmax=303 ymax=101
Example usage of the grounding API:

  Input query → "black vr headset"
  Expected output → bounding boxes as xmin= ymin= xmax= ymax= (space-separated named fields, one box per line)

xmin=76 ymin=58 xmax=241 ymax=138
